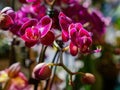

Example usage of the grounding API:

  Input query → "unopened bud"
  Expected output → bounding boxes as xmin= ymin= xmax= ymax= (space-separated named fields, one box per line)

xmin=0 ymin=13 xmax=14 ymax=30
xmin=81 ymin=73 xmax=95 ymax=84
xmin=32 ymin=63 xmax=51 ymax=80
xmin=8 ymin=62 xmax=21 ymax=78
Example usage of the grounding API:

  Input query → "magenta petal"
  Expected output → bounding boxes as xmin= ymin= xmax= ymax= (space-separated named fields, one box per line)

xmin=78 ymin=36 xmax=92 ymax=47
xmin=69 ymin=23 xmax=75 ymax=30
xmin=19 ymin=19 xmax=38 ymax=35
xmin=37 ymin=16 xmax=52 ymax=37
xmin=70 ymin=28 xmax=77 ymax=37
xmin=75 ymin=23 xmax=83 ymax=31
xmin=70 ymin=42 xmax=78 ymax=56
xmin=62 ymin=31 xmax=69 ymax=42
xmin=40 ymin=31 xmax=55 ymax=45
xmin=79 ymin=28 xmax=91 ymax=37
xmin=59 ymin=12 xmax=72 ymax=31
xmin=77 ymin=36 xmax=92 ymax=53
xmin=9 ymin=24 xmax=21 ymax=36
xmin=69 ymin=28 xmax=77 ymax=44
xmin=21 ymin=27 xmax=40 ymax=41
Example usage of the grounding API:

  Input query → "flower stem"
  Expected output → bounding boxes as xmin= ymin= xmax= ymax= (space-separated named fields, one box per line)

xmin=48 ymin=63 xmax=85 ymax=76
xmin=72 ymin=72 xmax=85 ymax=76
xmin=38 ymin=45 xmax=47 ymax=63
xmin=60 ymin=51 xmax=63 ymax=64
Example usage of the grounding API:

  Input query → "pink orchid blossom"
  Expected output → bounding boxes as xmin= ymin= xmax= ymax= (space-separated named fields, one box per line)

xmin=59 ymin=12 xmax=100 ymax=56
xmin=69 ymin=23 xmax=92 ymax=55
xmin=20 ymin=16 xmax=55 ymax=47
xmin=21 ymin=27 xmax=41 ymax=47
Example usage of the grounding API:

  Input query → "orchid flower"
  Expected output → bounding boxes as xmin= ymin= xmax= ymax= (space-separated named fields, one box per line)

xmin=19 ymin=16 xmax=55 ymax=47
xmin=59 ymin=12 xmax=101 ymax=56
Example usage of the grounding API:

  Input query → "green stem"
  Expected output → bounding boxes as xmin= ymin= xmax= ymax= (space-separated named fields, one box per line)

xmin=61 ymin=63 xmax=73 ymax=74
xmin=38 ymin=45 xmax=47 ymax=63
xmin=48 ymin=63 xmax=85 ymax=76
xmin=60 ymin=50 xmax=63 ymax=64
xmin=48 ymin=63 xmax=73 ymax=74
xmin=72 ymin=72 xmax=85 ymax=76
xmin=51 ymin=50 xmax=59 ymax=68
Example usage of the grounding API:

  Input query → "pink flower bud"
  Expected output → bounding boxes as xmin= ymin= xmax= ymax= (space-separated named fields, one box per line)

xmin=0 ymin=13 xmax=14 ymax=30
xmin=81 ymin=73 xmax=95 ymax=84
xmin=8 ymin=63 xmax=21 ymax=78
xmin=32 ymin=63 xmax=51 ymax=80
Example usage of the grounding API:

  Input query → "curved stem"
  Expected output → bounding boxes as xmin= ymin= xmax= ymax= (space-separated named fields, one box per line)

xmin=48 ymin=63 xmax=73 ymax=74
xmin=48 ymin=63 xmax=85 ymax=76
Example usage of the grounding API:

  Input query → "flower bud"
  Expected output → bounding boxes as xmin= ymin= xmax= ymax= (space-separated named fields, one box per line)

xmin=0 ymin=13 xmax=14 ymax=30
xmin=32 ymin=63 xmax=51 ymax=80
xmin=8 ymin=63 xmax=21 ymax=78
xmin=81 ymin=73 xmax=95 ymax=84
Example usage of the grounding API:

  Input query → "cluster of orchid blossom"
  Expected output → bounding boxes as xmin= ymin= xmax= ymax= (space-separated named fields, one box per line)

xmin=0 ymin=0 xmax=108 ymax=89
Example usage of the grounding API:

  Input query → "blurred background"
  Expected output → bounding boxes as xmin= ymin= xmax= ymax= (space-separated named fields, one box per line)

xmin=0 ymin=0 xmax=120 ymax=90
